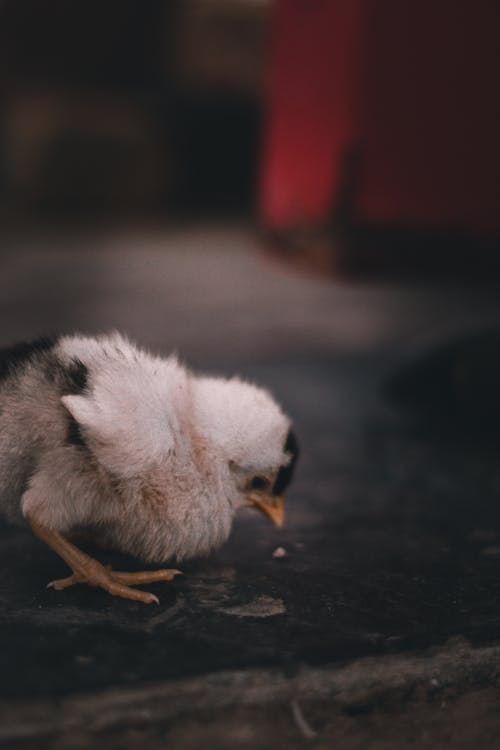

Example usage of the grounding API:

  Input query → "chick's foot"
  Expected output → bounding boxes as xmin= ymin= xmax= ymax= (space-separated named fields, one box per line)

xmin=48 ymin=564 xmax=182 ymax=604
xmin=27 ymin=515 xmax=181 ymax=605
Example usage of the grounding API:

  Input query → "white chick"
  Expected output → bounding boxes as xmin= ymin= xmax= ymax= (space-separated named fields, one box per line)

xmin=0 ymin=333 xmax=298 ymax=604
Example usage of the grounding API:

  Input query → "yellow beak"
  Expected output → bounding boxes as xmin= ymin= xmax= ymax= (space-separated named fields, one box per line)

xmin=248 ymin=494 xmax=285 ymax=528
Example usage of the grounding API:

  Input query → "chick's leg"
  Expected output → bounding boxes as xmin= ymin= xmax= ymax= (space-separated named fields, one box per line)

xmin=27 ymin=516 xmax=181 ymax=605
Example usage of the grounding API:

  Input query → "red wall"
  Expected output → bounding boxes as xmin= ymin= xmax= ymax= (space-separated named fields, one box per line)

xmin=260 ymin=0 xmax=500 ymax=233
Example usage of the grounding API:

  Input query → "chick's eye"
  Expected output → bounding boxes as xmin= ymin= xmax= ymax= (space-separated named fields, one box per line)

xmin=250 ymin=476 xmax=269 ymax=491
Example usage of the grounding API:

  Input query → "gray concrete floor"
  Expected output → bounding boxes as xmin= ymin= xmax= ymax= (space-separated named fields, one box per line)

xmin=2 ymin=223 xmax=500 ymax=747
xmin=2 ymin=222 xmax=500 ymax=367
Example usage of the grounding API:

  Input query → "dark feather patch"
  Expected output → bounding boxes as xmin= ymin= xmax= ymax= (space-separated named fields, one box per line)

xmin=273 ymin=429 xmax=299 ymax=496
xmin=62 ymin=359 xmax=88 ymax=394
xmin=0 ymin=336 xmax=57 ymax=382
xmin=62 ymin=359 xmax=89 ymax=448
xmin=67 ymin=416 xmax=86 ymax=448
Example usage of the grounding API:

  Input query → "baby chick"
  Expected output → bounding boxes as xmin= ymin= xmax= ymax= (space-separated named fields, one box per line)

xmin=0 ymin=333 xmax=298 ymax=604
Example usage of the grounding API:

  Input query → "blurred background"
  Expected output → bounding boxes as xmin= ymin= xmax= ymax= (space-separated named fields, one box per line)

xmin=1 ymin=0 xmax=498 ymax=244
xmin=0 ymin=1 xmax=498 ymax=256
xmin=0 ymin=0 xmax=498 ymax=341
xmin=0 ymin=0 xmax=267 ymax=223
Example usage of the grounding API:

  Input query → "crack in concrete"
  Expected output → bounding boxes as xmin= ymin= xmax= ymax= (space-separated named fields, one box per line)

xmin=1 ymin=637 xmax=499 ymax=744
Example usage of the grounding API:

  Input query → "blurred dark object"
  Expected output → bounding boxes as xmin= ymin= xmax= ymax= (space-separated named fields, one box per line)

xmin=0 ymin=0 xmax=268 ymax=220
xmin=2 ymin=90 xmax=164 ymax=214
xmin=260 ymin=0 xmax=500 ymax=280
xmin=173 ymin=0 xmax=266 ymax=97
xmin=385 ymin=328 xmax=500 ymax=434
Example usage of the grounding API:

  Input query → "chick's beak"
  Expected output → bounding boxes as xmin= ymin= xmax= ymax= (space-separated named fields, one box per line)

xmin=248 ymin=494 xmax=286 ymax=528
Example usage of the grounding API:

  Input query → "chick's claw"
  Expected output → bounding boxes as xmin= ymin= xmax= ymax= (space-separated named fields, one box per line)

xmin=110 ymin=569 xmax=182 ymax=584
xmin=47 ymin=573 xmax=81 ymax=591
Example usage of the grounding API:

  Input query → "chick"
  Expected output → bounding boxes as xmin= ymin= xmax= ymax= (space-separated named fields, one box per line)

xmin=0 ymin=333 xmax=298 ymax=604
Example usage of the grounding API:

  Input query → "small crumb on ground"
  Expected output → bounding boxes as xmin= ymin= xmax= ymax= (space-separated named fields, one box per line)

xmin=272 ymin=546 xmax=287 ymax=559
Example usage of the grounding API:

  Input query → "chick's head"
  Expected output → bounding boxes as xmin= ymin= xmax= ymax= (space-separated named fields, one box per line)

xmin=193 ymin=376 xmax=299 ymax=526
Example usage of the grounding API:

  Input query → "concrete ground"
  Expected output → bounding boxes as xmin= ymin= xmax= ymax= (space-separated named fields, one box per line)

xmin=1 ymin=224 xmax=500 ymax=748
